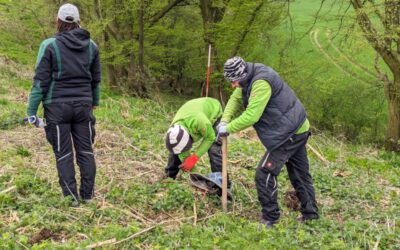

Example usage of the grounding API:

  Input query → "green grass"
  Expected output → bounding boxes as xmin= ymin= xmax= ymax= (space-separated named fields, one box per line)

xmin=250 ymin=0 xmax=388 ymax=143
xmin=0 ymin=57 xmax=399 ymax=249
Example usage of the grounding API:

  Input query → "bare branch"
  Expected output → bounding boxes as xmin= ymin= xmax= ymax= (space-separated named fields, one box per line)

xmin=300 ymin=0 xmax=326 ymax=40
xmin=148 ymin=0 xmax=187 ymax=27
xmin=287 ymin=0 xmax=295 ymax=43
xmin=331 ymin=2 xmax=352 ymax=40
xmin=230 ymin=1 xmax=264 ymax=57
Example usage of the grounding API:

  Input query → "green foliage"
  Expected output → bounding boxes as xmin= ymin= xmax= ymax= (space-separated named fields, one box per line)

xmin=0 ymin=0 xmax=399 ymax=249
xmin=246 ymin=0 xmax=389 ymax=144
xmin=16 ymin=146 xmax=31 ymax=157
xmin=0 ymin=0 xmax=391 ymax=143
xmin=15 ymin=174 xmax=50 ymax=196
xmin=0 ymin=111 xmax=24 ymax=130
xmin=152 ymin=181 xmax=194 ymax=212
xmin=0 ymin=77 xmax=398 ymax=248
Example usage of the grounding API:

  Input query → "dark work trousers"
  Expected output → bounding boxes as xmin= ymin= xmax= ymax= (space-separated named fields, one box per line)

xmin=255 ymin=132 xmax=319 ymax=221
xmin=44 ymin=101 xmax=96 ymax=200
xmin=165 ymin=119 xmax=230 ymax=186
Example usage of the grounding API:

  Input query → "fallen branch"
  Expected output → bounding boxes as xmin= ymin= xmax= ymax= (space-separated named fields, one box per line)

xmin=306 ymin=144 xmax=330 ymax=166
xmin=372 ymin=236 xmax=381 ymax=250
xmin=193 ymin=199 xmax=197 ymax=226
xmin=0 ymin=186 xmax=16 ymax=194
xmin=112 ymin=225 xmax=156 ymax=246
xmin=115 ymin=169 xmax=155 ymax=180
xmin=100 ymin=202 xmax=151 ymax=225
xmin=86 ymin=213 xmax=221 ymax=248
xmin=86 ymin=238 xmax=117 ymax=249
xmin=238 ymin=181 xmax=255 ymax=203
xmin=126 ymin=142 xmax=166 ymax=166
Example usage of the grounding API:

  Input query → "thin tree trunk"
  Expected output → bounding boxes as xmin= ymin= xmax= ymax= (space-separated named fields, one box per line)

xmin=199 ymin=0 xmax=227 ymax=98
xmin=93 ymin=0 xmax=119 ymax=89
xmin=385 ymin=77 xmax=400 ymax=151
xmin=138 ymin=0 xmax=145 ymax=73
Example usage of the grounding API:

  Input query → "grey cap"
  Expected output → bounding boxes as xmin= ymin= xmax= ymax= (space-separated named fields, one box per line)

xmin=223 ymin=56 xmax=248 ymax=82
xmin=58 ymin=4 xmax=80 ymax=23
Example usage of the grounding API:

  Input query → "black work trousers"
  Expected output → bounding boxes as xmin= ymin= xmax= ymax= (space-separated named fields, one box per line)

xmin=165 ymin=120 xmax=223 ymax=179
xmin=255 ymin=132 xmax=319 ymax=221
xmin=44 ymin=101 xmax=96 ymax=200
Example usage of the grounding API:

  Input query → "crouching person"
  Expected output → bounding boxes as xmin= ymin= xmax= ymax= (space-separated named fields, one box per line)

xmin=26 ymin=4 xmax=101 ymax=207
xmin=164 ymin=97 xmax=227 ymax=183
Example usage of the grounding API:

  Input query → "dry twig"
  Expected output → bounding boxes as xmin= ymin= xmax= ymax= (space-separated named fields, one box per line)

xmin=86 ymin=213 xmax=222 ymax=248
xmin=306 ymin=144 xmax=330 ymax=166
xmin=0 ymin=185 xmax=16 ymax=194
xmin=86 ymin=238 xmax=117 ymax=249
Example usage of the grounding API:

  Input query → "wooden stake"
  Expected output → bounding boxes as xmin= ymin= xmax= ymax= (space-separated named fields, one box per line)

xmin=222 ymin=137 xmax=228 ymax=212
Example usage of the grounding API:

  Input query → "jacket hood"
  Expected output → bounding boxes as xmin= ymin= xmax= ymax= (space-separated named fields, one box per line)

xmin=56 ymin=28 xmax=90 ymax=51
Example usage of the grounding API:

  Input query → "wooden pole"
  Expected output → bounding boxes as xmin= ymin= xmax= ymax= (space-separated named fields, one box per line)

xmin=222 ymin=137 xmax=228 ymax=211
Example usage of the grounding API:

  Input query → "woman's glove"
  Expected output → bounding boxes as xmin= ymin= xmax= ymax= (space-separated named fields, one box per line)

xmin=181 ymin=154 xmax=199 ymax=172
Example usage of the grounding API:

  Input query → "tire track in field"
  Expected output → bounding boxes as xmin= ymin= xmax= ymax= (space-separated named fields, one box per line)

xmin=309 ymin=28 xmax=376 ymax=84
xmin=325 ymin=29 xmax=378 ymax=79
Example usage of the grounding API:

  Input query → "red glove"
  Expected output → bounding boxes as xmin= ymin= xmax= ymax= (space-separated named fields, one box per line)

xmin=181 ymin=154 xmax=199 ymax=172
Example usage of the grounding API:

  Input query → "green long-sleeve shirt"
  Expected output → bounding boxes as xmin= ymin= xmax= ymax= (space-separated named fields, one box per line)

xmin=172 ymin=97 xmax=222 ymax=160
xmin=222 ymin=80 xmax=309 ymax=134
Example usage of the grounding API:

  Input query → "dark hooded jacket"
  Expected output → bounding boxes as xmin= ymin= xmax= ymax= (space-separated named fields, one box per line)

xmin=27 ymin=28 xmax=101 ymax=116
xmin=240 ymin=63 xmax=307 ymax=151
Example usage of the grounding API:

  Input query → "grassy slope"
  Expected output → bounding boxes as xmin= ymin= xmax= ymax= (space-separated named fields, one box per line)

xmin=250 ymin=0 xmax=388 ymax=142
xmin=0 ymin=58 xmax=399 ymax=250
xmin=0 ymin=2 xmax=399 ymax=250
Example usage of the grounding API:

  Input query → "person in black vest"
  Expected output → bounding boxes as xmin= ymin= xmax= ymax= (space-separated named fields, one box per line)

xmin=26 ymin=4 xmax=101 ymax=207
xmin=218 ymin=56 xmax=318 ymax=228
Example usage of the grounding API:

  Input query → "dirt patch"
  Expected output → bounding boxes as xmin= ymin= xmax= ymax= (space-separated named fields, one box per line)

xmin=284 ymin=191 xmax=301 ymax=211
xmin=29 ymin=228 xmax=63 ymax=245
xmin=232 ymin=127 xmax=258 ymax=141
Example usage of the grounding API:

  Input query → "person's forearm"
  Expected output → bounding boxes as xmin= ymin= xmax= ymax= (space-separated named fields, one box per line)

xmin=221 ymin=88 xmax=242 ymax=123
xmin=227 ymin=80 xmax=271 ymax=133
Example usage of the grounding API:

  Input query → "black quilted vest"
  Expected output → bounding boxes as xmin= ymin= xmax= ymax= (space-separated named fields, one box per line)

xmin=240 ymin=63 xmax=307 ymax=151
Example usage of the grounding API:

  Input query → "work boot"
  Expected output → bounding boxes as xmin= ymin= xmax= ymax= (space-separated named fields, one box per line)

xmin=157 ymin=172 xmax=174 ymax=182
xmin=70 ymin=200 xmax=79 ymax=207
xmin=259 ymin=217 xmax=278 ymax=229
xmin=81 ymin=199 xmax=92 ymax=204
xmin=296 ymin=214 xmax=319 ymax=223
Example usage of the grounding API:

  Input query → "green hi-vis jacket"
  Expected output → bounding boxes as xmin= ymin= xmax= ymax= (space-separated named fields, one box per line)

xmin=222 ymin=80 xmax=309 ymax=135
xmin=172 ymin=97 xmax=222 ymax=160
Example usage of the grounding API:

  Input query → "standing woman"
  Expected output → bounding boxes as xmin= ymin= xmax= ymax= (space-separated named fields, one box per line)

xmin=26 ymin=3 xmax=101 ymax=207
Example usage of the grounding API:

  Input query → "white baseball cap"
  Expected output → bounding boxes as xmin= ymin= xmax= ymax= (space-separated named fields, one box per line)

xmin=58 ymin=4 xmax=80 ymax=23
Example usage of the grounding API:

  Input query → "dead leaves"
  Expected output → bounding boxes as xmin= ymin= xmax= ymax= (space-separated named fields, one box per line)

xmin=333 ymin=169 xmax=352 ymax=178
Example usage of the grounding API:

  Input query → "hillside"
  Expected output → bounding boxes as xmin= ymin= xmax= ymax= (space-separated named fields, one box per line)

xmin=1 ymin=0 xmax=400 ymax=249
xmin=0 ymin=55 xmax=399 ymax=249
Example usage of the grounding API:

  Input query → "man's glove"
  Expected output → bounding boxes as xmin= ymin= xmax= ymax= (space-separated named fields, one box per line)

xmin=217 ymin=125 xmax=229 ymax=137
xmin=216 ymin=121 xmax=227 ymax=131
xmin=181 ymin=154 xmax=199 ymax=172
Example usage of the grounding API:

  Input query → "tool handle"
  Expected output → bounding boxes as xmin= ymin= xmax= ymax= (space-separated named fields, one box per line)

xmin=222 ymin=137 xmax=228 ymax=211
